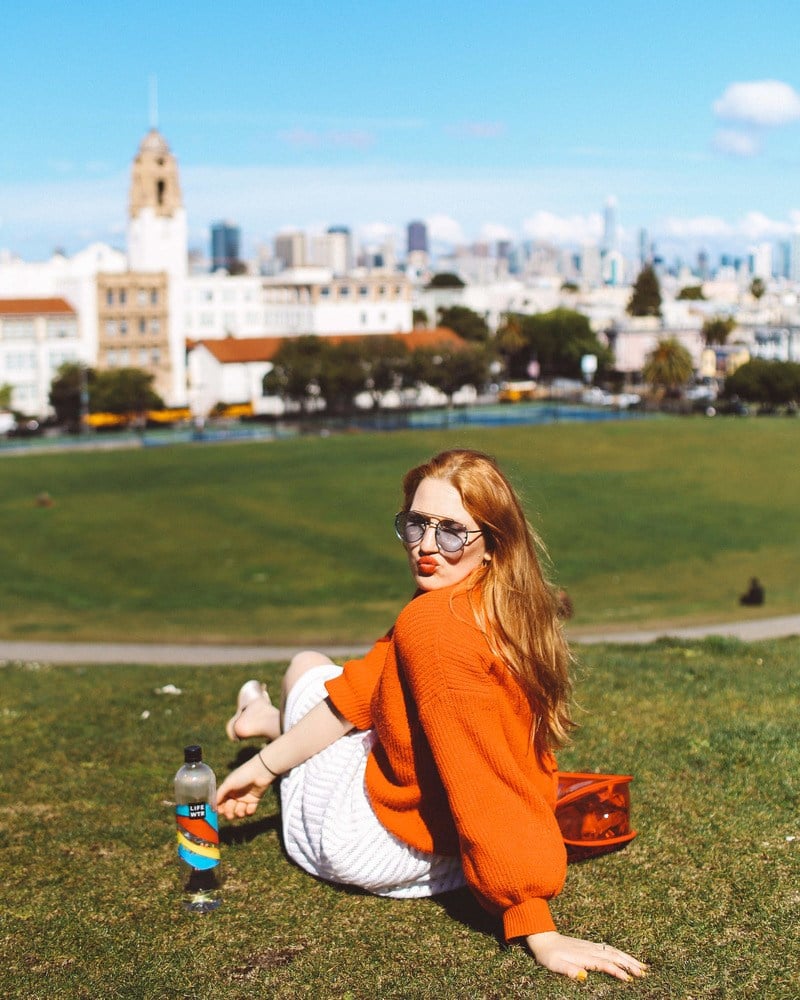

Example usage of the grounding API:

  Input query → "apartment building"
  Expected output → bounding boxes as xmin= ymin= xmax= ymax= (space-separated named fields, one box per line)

xmin=0 ymin=298 xmax=81 ymax=417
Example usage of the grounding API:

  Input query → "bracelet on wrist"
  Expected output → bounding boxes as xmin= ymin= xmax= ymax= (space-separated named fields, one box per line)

xmin=258 ymin=748 xmax=280 ymax=779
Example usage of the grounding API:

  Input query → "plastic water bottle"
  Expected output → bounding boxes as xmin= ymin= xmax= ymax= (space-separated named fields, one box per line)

xmin=174 ymin=744 xmax=222 ymax=913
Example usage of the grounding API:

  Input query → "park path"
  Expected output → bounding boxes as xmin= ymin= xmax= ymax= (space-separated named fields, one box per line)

xmin=1 ymin=614 xmax=798 ymax=666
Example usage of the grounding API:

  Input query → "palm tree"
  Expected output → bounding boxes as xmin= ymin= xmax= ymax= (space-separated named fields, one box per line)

xmin=642 ymin=338 xmax=694 ymax=397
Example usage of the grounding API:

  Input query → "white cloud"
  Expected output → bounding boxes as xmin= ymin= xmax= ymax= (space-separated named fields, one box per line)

xmin=738 ymin=210 xmax=791 ymax=240
xmin=357 ymin=220 xmax=398 ymax=246
xmin=521 ymin=210 xmax=603 ymax=246
xmin=479 ymin=222 xmax=514 ymax=243
xmin=660 ymin=211 xmax=793 ymax=244
xmin=662 ymin=215 xmax=732 ymax=239
xmin=712 ymin=80 xmax=800 ymax=127
xmin=425 ymin=213 xmax=465 ymax=245
xmin=712 ymin=129 xmax=760 ymax=157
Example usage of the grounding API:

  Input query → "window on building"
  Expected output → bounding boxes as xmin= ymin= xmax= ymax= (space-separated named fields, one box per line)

xmin=139 ymin=318 xmax=146 ymax=335
xmin=46 ymin=319 xmax=75 ymax=339
xmin=150 ymin=319 xmax=161 ymax=335
xmin=106 ymin=289 xmax=114 ymax=306
xmin=6 ymin=350 xmax=36 ymax=370
xmin=151 ymin=289 xmax=159 ymax=305
xmin=119 ymin=290 xmax=127 ymax=305
xmin=339 ymin=286 xmax=350 ymax=297
xmin=105 ymin=321 xmax=117 ymax=337
xmin=151 ymin=348 xmax=161 ymax=365
xmin=137 ymin=289 xmax=148 ymax=306
xmin=2 ymin=320 xmax=35 ymax=339
xmin=359 ymin=286 xmax=369 ymax=297
xmin=139 ymin=349 xmax=150 ymax=366
xmin=119 ymin=321 xmax=128 ymax=336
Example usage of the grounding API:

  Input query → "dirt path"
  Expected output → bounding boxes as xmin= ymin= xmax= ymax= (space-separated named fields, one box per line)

xmin=1 ymin=615 xmax=798 ymax=665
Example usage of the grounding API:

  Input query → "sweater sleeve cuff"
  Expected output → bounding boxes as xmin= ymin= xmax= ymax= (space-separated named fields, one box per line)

xmin=502 ymin=898 xmax=557 ymax=941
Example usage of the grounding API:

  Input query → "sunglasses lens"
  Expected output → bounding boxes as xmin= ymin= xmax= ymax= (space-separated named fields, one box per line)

xmin=395 ymin=513 xmax=425 ymax=543
xmin=436 ymin=526 xmax=466 ymax=552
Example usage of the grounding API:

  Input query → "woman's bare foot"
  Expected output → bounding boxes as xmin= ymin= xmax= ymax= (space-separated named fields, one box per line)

xmin=226 ymin=681 xmax=281 ymax=741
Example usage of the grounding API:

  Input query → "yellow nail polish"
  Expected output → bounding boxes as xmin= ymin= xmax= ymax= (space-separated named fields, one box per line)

xmin=576 ymin=969 xmax=588 ymax=982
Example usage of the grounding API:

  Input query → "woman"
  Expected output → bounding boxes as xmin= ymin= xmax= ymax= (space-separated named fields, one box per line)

xmin=217 ymin=449 xmax=647 ymax=983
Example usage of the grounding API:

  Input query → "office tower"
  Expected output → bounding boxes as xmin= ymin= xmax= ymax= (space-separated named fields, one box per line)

xmin=602 ymin=196 xmax=618 ymax=255
xmin=275 ymin=231 xmax=307 ymax=269
xmin=638 ymin=228 xmax=649 ymax=268
xmin=407 ymin=220 xmax=429 ymax=255
xmin=210 ymin=221 xmax=241 ymax=273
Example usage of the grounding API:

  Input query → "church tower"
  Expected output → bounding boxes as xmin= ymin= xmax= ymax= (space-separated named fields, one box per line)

xmin=127 ymin=129 xmax=187 ymax=278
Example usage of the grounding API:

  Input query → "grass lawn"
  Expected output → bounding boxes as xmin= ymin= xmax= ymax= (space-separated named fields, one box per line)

xmin=1 ymin=637 xmax=797 ymax=999
xmin=0 ymin=417 xmax=798 ymax=645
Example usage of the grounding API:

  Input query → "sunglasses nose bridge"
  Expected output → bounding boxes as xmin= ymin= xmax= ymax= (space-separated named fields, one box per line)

xmin=418 ymin=518 xmax=439 ymax=548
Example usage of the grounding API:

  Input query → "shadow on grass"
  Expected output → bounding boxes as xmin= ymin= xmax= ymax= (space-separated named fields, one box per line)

xmin=218 ymin=745 xmax=283 ymax=846
xmin=220 ymin=813 xmax=281 ymax=846
xmin=430 ymin=888 xmax=506 ymax=946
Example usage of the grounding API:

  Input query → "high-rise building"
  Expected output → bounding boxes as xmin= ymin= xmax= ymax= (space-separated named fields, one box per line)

xmin=210 ymin=221 xmax=241 ymax=273
xmin=407 ymin=220 xmax=428 ymax=255
xmin=602 ymin=196 xmax=618 ymax=255
xmin=275 ymin=231 xmax=307 ymax=269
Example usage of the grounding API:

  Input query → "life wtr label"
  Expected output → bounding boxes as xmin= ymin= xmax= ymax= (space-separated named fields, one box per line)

xmin=176 ymin=802 xmax=220 ymax=870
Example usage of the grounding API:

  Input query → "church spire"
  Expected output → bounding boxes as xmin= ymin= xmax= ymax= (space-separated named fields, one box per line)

xmin=148 ymin=74 xmax=159 ymax=131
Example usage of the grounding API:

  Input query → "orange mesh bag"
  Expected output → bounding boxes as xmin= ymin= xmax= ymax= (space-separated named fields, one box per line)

xmin=555 ymin=772 xmax=637 ymax=862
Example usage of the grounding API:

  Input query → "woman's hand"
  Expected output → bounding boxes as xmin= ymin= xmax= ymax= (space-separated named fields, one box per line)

xmin=216 ymin=751 xmax=274 ymax=820
xmin=526 ymin=931 xmax=648 ymax=983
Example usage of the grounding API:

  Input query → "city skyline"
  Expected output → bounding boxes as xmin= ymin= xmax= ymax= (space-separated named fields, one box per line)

xmin=4 ymin=2 xmax=800 ymax=264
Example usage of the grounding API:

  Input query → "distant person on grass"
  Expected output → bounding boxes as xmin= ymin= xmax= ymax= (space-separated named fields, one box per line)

xmin=217 ymin=449 xmax=647 ymax=984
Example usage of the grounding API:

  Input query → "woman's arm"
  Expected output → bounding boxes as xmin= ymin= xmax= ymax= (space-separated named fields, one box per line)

xmin=216 ymin=697 xmax=354 ymax=820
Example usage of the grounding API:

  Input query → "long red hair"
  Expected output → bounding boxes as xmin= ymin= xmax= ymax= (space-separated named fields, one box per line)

xmin=401 ymin=449 xmax=575 ymax=761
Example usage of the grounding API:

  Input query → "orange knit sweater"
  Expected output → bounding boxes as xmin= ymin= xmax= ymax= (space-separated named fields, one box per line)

xmin=325 ymin=584 xmax=567 ymax=940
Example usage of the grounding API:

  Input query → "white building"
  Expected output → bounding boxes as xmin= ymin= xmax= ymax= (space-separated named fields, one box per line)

xmin=0 ymin=298 xmax=82 ymax=417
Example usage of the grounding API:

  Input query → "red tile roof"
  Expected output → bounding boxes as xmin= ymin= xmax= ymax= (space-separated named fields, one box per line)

xmin=188 ymin=328 xmax=465 ymax=364
xmin=0 ymin=297 xmax=76 ymax=316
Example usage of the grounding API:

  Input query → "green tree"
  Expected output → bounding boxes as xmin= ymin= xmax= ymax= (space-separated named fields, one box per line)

xmin=627 ymin=265 xmax=663 ymax=317
xmin=503 ymin=309 xmax=612 ymax=380
xmin=91 ymin=368 xmax=163 ymax=418
xmin=436 ymin=305 xmax=490 ymax=343
xmin=409 ymin=341 xmax=490 ymax=405
xmin=677 ymin=285 xmax=705 ymax=301
xmin=642 ymin=338 xmax=694 ymax=396
xmin=723 ymin=359 xmax=800 ymax=407
xmin=702 ymin=315 xmax=736 ymax=346
xmin=317 ymin=340 xmax=371 ymax=415
xmin=49 ymin=362 xmax=93 ymax=431
xmin=424 ymin=272 xmax=465 ymax=289
xmin=0 ymin=383 xmax=13 ymax=409
xmin=263 ymin=335 xmax=328 ymax=412
xmin=750 ymin=277 xmax=766 ymax=300
xmin=359 ymin=336 xmax=411 ymax=407
xmin=412 ymin=308 xmax=429 ymax=328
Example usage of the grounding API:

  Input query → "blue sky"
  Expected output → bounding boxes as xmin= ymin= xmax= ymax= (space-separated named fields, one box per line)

xmin=4 ymin=1 xmax=800 ymax=263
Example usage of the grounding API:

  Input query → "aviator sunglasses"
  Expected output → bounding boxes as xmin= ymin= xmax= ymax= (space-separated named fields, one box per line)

xmin=394 ymin=511 xmax=483 ymax=554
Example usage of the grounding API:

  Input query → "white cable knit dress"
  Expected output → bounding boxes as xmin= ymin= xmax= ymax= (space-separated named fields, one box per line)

xmin=279 ymin=663 xmax=465 ymax=897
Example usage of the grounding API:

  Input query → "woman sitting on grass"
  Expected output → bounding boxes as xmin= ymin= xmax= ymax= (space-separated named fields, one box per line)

xmin=217 ymin=448 xmax=647 ymax=984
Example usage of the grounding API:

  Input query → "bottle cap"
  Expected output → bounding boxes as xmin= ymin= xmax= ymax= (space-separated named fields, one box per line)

xmin=183 ymin=744 xmax=203 ymax=763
